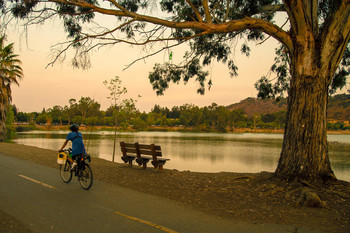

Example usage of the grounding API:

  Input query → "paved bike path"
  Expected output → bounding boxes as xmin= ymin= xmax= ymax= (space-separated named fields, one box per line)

xmin=0 ymin=153 xmax=318 ymax=233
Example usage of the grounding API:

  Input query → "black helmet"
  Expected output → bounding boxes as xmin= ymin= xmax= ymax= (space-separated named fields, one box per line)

xmin=70 ymin=124 xmax=79 ymax=132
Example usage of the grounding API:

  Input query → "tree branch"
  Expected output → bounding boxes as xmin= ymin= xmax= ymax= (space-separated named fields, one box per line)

xmin=202 ymin=0 xmax=212 ymax=23
xmin=6 ymin=0 xmax=293 ymax=69
xmin=257 ymin=4 xmax=286 ymax=14
xmin=257 ymin=19 xmax=289 ymax=45
xmin=224 ymin=0 xmax=230 ymax=22
xmin=311 ymin=0 xmax=319 ymax=35
xmin=320 ymin=0 xmax=350 ymax=80
xmin=185 ymin=0 xmax=202 ymax=22
xmin=215 ymin=17 xmax=293 ymax=52
xmin=123 ymin=40 xmax=187 ymax=71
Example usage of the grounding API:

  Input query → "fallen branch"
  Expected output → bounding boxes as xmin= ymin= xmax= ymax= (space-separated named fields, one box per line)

xmin=232 ymin=175 xmax=255 ymax=180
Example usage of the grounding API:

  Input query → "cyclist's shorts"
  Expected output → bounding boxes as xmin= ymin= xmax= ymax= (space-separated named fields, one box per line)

xmin=72 ymin=153 xmax=83 ymax=160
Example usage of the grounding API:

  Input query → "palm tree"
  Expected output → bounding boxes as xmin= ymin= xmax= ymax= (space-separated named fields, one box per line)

xmin=0 ymin=35 xmax=23 ymax=141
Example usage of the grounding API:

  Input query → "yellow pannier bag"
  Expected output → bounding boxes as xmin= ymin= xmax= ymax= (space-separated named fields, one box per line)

xmin=57 ymin=152 xmax=67 ymax=164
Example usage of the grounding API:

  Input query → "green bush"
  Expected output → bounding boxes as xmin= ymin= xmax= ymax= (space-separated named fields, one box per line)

xmin=16 ymin=125 xmax=36 ymax=132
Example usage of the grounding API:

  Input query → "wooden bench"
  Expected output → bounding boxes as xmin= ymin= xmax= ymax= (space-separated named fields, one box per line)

xmin=120 ymin=141 xmax=170 ymax=171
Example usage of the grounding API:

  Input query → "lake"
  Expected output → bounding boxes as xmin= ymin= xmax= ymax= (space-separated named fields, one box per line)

xmin=12 ymin=131 xmax=350 ymax=182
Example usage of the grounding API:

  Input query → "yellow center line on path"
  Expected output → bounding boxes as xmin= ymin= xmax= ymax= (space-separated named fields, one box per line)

xmin=114 ymin=211 xmax=178 ymax=233
xmin=18 ymin=174 xmax=56 ymax=190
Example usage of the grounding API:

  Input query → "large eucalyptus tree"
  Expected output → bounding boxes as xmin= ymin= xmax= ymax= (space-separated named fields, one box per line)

xmin=1 ymin=0 xmax=349 ymax=182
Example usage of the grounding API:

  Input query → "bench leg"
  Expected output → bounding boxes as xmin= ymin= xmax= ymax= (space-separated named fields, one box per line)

xmin=151 ymin=161 xmax=158 ymax=169
xmin=159 ymin=165 xmax=163 ymax=172
xmin=128 ymin=160 xmax=132 ymax=167
xmin=142 ymin=163 xmax=147 ymax=169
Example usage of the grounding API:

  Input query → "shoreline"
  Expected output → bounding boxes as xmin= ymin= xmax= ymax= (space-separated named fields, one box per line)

xmin=16 ymin=124 xmax=350 ymax=135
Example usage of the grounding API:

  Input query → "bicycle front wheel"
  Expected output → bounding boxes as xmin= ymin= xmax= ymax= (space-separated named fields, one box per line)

xmin=59 ymin=161 xmax=72 ymax=183
xmin=79 ymin=163 xmax=93 ymax=190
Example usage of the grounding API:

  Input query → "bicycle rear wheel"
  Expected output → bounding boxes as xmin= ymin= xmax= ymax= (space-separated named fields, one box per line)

xmin=59 ymin=160 xmax=72 ymax=183
xmin=79 ymin=163 xmax=93 ymax=190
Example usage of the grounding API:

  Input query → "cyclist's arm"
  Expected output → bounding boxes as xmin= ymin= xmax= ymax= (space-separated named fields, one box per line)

xmin=59 ymin=139 xmax=69 ymax=152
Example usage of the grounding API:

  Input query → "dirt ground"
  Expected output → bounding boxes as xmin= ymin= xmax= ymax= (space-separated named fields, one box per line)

xmin=1 ymin=142 xmax=349 ymax=233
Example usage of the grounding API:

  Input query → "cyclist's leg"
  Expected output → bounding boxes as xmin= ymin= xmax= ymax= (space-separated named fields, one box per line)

xmin=71 ymin=154 xmax=78 ymax=162
xmin=71 ymin=155 xmax=78 ymax=170
xmin=75 ymin=154 xmax=84 ymax=167
xmin=66 ymin=151 xmax=74 ymax=163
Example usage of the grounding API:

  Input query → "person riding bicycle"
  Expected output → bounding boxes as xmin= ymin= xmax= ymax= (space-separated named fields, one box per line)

xmin=59 ymin=124 xmax=85 ymax=169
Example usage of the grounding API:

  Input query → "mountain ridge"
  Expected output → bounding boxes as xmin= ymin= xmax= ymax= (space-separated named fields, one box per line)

xmin=227 ymin=94 xmax=350 ymax=121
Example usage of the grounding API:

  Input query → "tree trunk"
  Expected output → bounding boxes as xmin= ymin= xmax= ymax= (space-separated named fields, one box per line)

xmin=0 ymin=106 xmax=7 ymax=142
xmin=0 ymin=109 xmax=7 ymax=142
xmin=275 ymin=67 xmax=335 ymax=182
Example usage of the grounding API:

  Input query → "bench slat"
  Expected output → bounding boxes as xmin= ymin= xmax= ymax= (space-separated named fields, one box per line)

xmin=138 ymin=144 xmax=161 ymax=150
xmin=124 ymin=148 xmax=136 ymax=153
xmin=123 ymin=143 xmax=136 ymax=147
xmin=157 ymin=158 xmax=170 ymax=161
xmin=125 ymin=148 xmax=162 ymax=156
xmin=138 ymin=150 xmax=162 ymax=157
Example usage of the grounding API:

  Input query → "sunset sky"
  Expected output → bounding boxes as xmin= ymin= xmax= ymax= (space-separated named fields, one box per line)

xmin=7 ymin=13 xmax=284 ymax=113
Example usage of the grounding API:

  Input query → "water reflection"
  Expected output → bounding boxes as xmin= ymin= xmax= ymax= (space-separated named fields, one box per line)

xmin=13 ymin=131 xmax=350 ymax=181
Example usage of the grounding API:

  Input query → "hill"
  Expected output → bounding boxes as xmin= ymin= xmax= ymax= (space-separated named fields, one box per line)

xmin=227 ymin=94 xmax=350 ymax=121
xmin=227 ymin=97 xmax=287 ymax=117
xmin=327 ymin=94 xmax=350 ymax=121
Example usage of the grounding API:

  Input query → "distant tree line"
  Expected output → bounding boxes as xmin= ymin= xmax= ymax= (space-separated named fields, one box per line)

xmin=10 ymin=97 xmax=289 ymax=132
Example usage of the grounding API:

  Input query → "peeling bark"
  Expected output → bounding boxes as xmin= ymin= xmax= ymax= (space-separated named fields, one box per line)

xmin=275 ymin=41 xmax=335 ymax=182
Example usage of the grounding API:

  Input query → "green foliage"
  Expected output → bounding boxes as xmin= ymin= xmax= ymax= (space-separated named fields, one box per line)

xmin=5 ymin=104 xmax=14 ymax=125
xmin=150 ymin=0 xmax=279 ymax=95
xmin=330 ymin=46 xmax=350 ymax=94
xmin=5 ymin=105 xmax=16 ymax=140
xmin=149 ymin=60 xmax=209 ymax=95
xmin=13 ymin=97 xmax=288 ymax=132
xmin=36 ymin=113 xmax=48 ymax=124
xmin=118 ymin=0 xmax=147 ymax=12
xmin=319 ymin=0 xmax=343 ymax=22
xmin=15 ymin=125 xmax=36 ymax=132
xmin=103 ymin=76 xmax=127 ymax=108
xmin=16 ymin=94 xmax=349 ymax=132
xmin=103 ymin=76 xmax=141 ymax=131
xmin=260 ymin=111 xmax=286 ymax=128
xmin=327 ymin=122 xmax=347 ymax=130
xmin=16 ymin=112 xmax=28 ymax=122
xmin=255 ymin=76 xmax=274 ymax=99
xmin=132 ymin=117 xmax=147 ymax=131
xmin=10 ymin=0 xmax=39 ymax=19
xmin=255 ymin=45 xmax=291 ymax=99
xmin=255 ymin=42 xmax=350 ymax=99
xmin=0 ymin=35 xmax=23 ymax=141
xmin=12 ymin=95 xmax=349 ymax=133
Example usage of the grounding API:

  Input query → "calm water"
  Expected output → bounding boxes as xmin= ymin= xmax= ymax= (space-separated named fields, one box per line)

xmin=12 ymin=131 xmax=350 ymax=181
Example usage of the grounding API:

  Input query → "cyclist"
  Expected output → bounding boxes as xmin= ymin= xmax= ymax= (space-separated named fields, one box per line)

xmin=59 ymin=124 xmax=86 ymax=169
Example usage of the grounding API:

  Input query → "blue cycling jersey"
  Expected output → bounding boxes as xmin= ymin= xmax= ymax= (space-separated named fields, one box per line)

xmin=66 ymin=131 xmax=85 ymax=156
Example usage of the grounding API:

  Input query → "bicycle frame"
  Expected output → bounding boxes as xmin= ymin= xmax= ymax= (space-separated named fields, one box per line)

xmin=58 ymin=149 xmax=93 ymax=190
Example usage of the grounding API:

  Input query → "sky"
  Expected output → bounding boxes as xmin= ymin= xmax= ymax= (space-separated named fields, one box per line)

xmin=6 ymin=12 xmax=282 ymax=113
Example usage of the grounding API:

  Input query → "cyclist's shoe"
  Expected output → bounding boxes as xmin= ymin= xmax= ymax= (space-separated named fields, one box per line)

xmin=71 ymin=162 xmax=77 ymax=170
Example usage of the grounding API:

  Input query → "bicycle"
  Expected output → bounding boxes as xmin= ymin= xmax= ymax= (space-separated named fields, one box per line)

xmin=57 ymin=149 xmax=93 ymax=190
